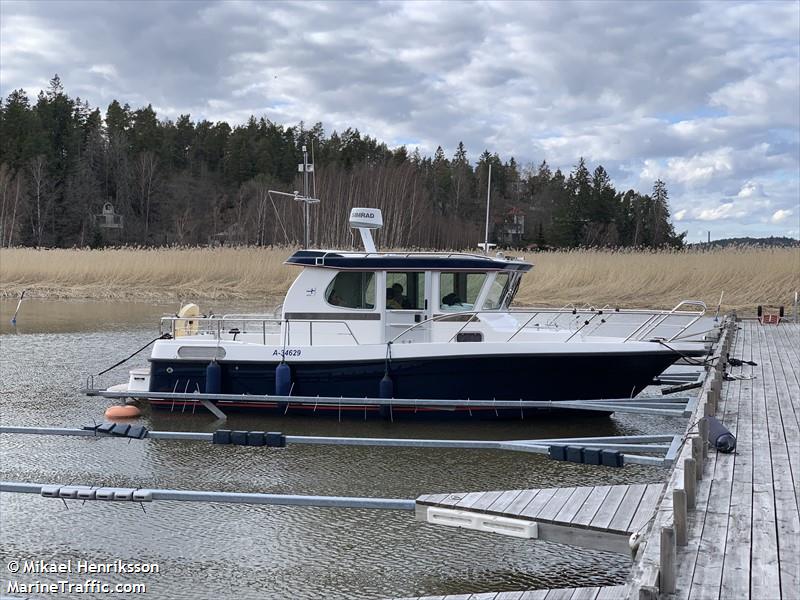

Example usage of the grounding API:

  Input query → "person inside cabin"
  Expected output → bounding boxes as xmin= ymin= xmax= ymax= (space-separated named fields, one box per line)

xmin=328 ymin=289 xmax=343 ymax=306
xmin=387 ymin=283 xmax=406 ymax=309
xmin=394 ymin=283 xmax=410 ymax=307
xmin=442 ymin=292 xmax=463 ymax=307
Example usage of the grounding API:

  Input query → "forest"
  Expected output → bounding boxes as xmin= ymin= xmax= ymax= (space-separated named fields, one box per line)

xmin=0 ymin=75 xmax=685 ymax=250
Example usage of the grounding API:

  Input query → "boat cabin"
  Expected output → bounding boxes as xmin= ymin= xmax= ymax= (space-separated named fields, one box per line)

xmin=280 ymin=248 xmax=531 ymax=345
xmin=161 ymin=208 xmax=533 ymax=349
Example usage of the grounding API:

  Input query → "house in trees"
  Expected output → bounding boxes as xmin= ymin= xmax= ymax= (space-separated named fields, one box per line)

xmin=94 ymin=203 xmax=123 ymax=229
xmin=211 ymin=222 xmax=246 ymax=246
xmin=496 ymin=207 xmax=525 ymax=246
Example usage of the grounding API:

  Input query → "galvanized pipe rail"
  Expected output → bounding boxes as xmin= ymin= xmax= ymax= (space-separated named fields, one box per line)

xmin=0 ymin=481 xmax=415 ymax=511
xmin=0 ymin=426 xmax=679 ymax=466
xmin=81 ymin=389 xmax=694 ymax=418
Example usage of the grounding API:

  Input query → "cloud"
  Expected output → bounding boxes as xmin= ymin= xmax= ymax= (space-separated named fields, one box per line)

xmin=0 ymin=0 xmax=798 ymax=241
xmin=695 ymin=203 xmax=747 ymax=221
xmin=771 ymin=209 xmax=793 ymax=224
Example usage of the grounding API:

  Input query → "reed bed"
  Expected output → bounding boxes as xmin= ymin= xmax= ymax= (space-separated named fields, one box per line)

xmin=1 ymin=246 xmax=798 ymax=312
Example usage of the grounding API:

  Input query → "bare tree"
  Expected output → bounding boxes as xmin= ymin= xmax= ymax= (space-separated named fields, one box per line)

xmin=135 ymin=151 xmax=158 ymax=241
xmin=28 ymin=155 xmax=50 ymax=246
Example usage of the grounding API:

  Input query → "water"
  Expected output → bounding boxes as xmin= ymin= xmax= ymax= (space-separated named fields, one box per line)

xmin=0 ymin=300 xmax=685 ymax=599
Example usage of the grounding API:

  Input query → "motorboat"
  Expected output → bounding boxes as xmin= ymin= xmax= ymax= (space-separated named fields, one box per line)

xmin=106 ymin=208 xmax=710 ymax=418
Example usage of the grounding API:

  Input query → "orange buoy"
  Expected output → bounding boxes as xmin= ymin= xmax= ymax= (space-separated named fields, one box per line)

xmin=104 ymin=404 xmax=141 ymax=419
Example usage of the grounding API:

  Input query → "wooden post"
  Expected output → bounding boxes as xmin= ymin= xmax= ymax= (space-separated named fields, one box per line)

xmin=673 ymin=488 xmax=688 ymax=546
xmin=639 ymin=586 xmax=658 ymax=600
xmin=700 ymin=417 xmax=709 ymax=459
xmin=704 ymin=397 xmax=715 ymax=418
xmin=707 ymin=389 xmax=716 ymax=414
xmin=691 ymin=436 xmax=703 ymax=480
xmin=660 ymin=526 xmax=676 ymax=594
xmin=684 ymin=457 xmax=696 ymax=508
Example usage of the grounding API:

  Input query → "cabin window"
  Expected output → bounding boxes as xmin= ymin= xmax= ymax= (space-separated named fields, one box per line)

xmin=483 ymin=272 xmax=511 ymax=309
xmin=325 ymin=272 xmax=375 ymax=309
xmin=385 ymin=272 xmax=425 ymax=310
xmin=439 ymin=272 xmax=487 ymax=311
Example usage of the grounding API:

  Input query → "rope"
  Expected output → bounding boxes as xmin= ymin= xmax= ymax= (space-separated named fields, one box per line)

xmin=657 ymin=340 xmax=716 ymax=366
xmin=384 ymin=341 xmax=393 ymax=375
xmin=96 ymin=334 xmax=171 ymax=377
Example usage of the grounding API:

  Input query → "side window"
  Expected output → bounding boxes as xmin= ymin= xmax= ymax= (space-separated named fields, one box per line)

xmin=325 ymin=272 xmax=375 ymax=309
xmin=385 ymin=272 xmax=425 ymax=310
xmin=439 ymin=272 xmax=487 ymax=311
xmin=483 ymin=272 xmax=511 ymax=309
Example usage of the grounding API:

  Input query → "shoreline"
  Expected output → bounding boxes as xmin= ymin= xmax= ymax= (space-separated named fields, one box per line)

xmin=1 ymin=246 xmax=798 ymax=312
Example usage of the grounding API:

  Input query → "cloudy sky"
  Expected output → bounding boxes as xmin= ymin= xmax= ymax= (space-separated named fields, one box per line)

xmin=1 ymin=0 xmax=798 ymax=241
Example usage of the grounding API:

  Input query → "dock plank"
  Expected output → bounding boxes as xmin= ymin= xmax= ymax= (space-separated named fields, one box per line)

xmin=748 ymin=325 xmax=781 ymax=600
xmin=486 ymin=490 xmax=524 ymax=514
xmin=536 ymin=486 xmax=578 ymax=522
xmin=594 ymin=587 xmax=626 ymax=600
xmin=518 ymin=591 xmax=549 ymax=600
xmin=470 ymin=490 xmax=506 ymax=512
xmin=553 ymin=485 xmax=594 ymax=525
xmin=567 ymin=587 xmax=601 ymax=600
xmin=607 ymin=483 xmax=647 ymax=534
xmin=588 ymin=485 xmax=629 ymax=531
xmin=542 ymin=589 xmax=575 ymax=600
xmin=419 ymin=493 xmax=449 ymax=505
xmin=519 ymin=487 xmax=558 ymax=519
xmin=455 ymin=491 xmax=487 ymax=509
xmin=627 ymin=483 xmax=664 ymax=534
xmin=503 ymin=489 xmax=541 ymax=517
xmin=719 ymin=322 xmax=755 ymax=600
xmin=571 ymin=486 xmax=612 ymax=527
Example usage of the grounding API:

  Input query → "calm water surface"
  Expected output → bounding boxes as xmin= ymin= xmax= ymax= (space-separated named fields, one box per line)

xmin=0 ymin=300 xmax=683 ymax=599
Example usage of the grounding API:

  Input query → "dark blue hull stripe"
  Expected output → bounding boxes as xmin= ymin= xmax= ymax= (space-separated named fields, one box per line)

xmin=149 ymin=353 xmax=677 ymax=403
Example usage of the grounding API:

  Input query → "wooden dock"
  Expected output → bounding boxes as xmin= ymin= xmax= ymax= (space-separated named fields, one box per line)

xmin=402 ymin=318 xmax=799 ymax=600
xmin=396 ymin=585 xmax=627 ymax=599
xmin=629 ymin=319 xmax=799 ymax=599
xmin=417 ymin=483 xmax=664 ymax=554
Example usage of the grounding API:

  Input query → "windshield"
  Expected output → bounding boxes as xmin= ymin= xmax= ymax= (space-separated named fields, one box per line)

xmin=483 ymin=272 xmax=511 ymax=310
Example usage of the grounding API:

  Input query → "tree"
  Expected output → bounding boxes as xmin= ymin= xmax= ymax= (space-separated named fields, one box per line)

xmin=451 ymin=142 xmax=471 ymax=215
xmin=28 ymin=155 xmax=51 ymax=246
xmin=135 ymin=151 xmax=158 ymax=240
xmin=0 ymin=79 xmax=685 ymax=250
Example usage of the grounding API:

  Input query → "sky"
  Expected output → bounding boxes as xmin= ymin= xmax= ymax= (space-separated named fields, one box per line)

xmin=1 ymin=0 xmax=798 ymax=241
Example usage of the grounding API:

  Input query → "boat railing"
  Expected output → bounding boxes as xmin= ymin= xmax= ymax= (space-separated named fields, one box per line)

xmin=389 ymin=300 xmax=707 ymax=345
xmin=159 ymin=315 xmax=362 ymax=346
xmin=158 ymin=300 xmax=706 ymax=348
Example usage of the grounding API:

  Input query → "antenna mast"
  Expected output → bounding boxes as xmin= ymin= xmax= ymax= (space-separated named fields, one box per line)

xmin=302 ymin=145 xmax=311 ymax=248
xmin=269 ymin=144 xmax=319 ymax=249
xmin=268 ymin=143 xmax=319 ymax=249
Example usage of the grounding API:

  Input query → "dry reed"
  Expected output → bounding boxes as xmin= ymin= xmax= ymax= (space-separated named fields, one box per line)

xmin=1 ymin=246 xmax=798 ymax=312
